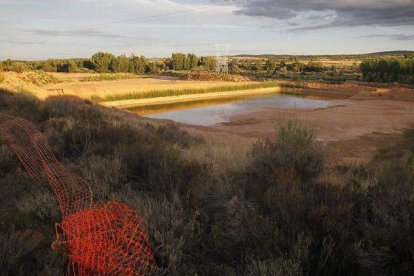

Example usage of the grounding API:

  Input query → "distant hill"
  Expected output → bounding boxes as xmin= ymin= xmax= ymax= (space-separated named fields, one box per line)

xmin=231 ymin=51 xmax=414 ymax=59
xmin=363 ymin=50 xmax=414 ymax=56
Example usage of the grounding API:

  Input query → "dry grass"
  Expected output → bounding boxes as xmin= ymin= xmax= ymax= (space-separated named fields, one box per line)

xmin=79 ymin=73 xmax=137 ymax=82
xmin=0 ymin=71 xmax=44 ymax=96
xmin=1 ymin=72 xmax=264 ymax=100
xmin=183 ymin=131 xmax=253 ymax=174
xmin=42 ymin=73 xmax=260 ymax=100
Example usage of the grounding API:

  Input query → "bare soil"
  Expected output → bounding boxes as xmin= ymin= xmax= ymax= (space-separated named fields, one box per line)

xmin=134 ymin=81 xmax=414 ymax=165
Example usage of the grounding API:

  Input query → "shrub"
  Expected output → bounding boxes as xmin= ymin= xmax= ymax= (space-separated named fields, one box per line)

xmin=302 ymin=62 xmax=325 ymax=73
xmin=115 ymin=140 xmax=204 ymax=195
xmin=248 ymin=122 xmax=324 ymax=186
xmin=156 ymin=123 xmax=204 ymax=148
xmin=11 ymin=62 xmax=27 ymax=73
xmin=67 ymin=60 xmax=79 ymax=73
xmin=245 ymin=256 xmax=302 ymax=276
xmin=17 ymin=189 xmax=60 ymax=221
xmin=80 ymin=155 xmax=127 ymax=200
xmin=126 ymin=192 xmax=199 ymax=274
xmin=41 ymin=62 xmax=54 ymax=72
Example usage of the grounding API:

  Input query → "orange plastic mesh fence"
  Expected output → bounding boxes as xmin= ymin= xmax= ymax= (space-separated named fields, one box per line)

xmin=55 ymin=201 xmax=156 ymax=275
xmin=0 ymin=112 xmax=92 ymax=217
xmin=0 ymin=112 xmax=157 ymax=275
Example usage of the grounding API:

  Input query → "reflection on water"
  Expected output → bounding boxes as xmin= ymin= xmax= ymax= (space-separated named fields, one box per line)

xmin=130 ymin=93 xmax=333 ymax=126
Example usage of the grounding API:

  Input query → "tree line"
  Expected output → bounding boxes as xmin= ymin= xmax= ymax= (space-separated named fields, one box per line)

xmin=0 ymin=53 xmax=161 ymax=74
xmin=360 ymin=57 xmax=414 ymax=84
xmin=0 ymin=52 xmax=220 ymax=74
xmin=8 ymin=53 xmax=414 ymax=85
xmin=0 ymin=53 xmax=327 ymax=75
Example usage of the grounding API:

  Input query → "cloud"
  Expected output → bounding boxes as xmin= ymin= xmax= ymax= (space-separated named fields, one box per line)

xmin=215 ymin=0 xmax=414 ymax=29
xmin=0 ymin=39 xmax=45 ymax=45
xmin=24 ymin=28 xmax=146 ymax=40
xmin=358 ymin=34 xmax=414 ymax=41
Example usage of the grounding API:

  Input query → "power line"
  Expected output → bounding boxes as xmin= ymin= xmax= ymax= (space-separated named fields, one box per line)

xmin=70 ymin=5 xmax=208 ymax=31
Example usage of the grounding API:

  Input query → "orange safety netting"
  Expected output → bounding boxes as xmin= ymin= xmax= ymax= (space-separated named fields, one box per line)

xmin=0 ymin=112 xmax=157 ymax=275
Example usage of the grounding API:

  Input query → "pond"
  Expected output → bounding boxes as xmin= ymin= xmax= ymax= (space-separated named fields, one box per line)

xmin=130 ymin=93 xmax=334 ymax=126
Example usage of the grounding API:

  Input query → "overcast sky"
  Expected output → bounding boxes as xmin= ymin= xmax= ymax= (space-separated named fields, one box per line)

xmin=1 ymin=0 xmax=414 ymax=60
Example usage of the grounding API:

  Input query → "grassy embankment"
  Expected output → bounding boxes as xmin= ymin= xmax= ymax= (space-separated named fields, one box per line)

xmin=96 ymin=82 xmax=280 ymax=108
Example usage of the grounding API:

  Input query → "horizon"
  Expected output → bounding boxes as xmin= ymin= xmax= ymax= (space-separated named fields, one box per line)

xmin=2 ymin=50 xmax=414 ymax=62
xmin=1 ymin=1 xmax=414 ymax=60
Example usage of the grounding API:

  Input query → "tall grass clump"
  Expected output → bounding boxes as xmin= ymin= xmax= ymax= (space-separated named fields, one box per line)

xmin=80 ymin=73 xmax=136 ymax=82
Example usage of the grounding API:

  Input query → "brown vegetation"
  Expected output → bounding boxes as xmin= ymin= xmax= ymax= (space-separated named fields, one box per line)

xmin=1 ymin=89 xmax=414 ymax=275
xmin=180 ymin=72 xmax=250 ymax=82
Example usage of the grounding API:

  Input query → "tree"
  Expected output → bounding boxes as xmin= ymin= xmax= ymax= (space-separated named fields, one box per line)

xmin=189 ymin=53 xmax=199 ymax=69
xmin=110 ymin=55 xmax=130 ymax=73
xmin=266 ymin=58 xmax=276 ymax=73
xmin=146 ymin=63 xmax=160 ymax=74
xmin=172 ymin=53 xmax=185 ymax=70
xmin=200 ymin=56 xmax=217 ymax=71
xmin=164 ymin=58 xmax=173 ymax=70
xmin=129 ymin=54 xmax=146 ymax=74
xmin=184 ymin=54 xmax=191 ymax=70
xmin=360 ymin=57 xmax=414 ymax=84
xmin=91 ymin=52 xmax=115 ymax=73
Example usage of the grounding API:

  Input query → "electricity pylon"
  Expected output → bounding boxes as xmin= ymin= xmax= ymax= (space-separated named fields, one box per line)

xmin=215 ymin=43 xmax=230 ymax=74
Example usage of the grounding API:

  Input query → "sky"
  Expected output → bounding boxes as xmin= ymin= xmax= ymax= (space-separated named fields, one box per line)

xmin=1 ymin=0 xmax=414 ymax=60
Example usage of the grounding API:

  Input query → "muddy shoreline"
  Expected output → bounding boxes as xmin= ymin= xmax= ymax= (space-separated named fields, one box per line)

xmin=171 ymin=82 xmax=414 ymax=164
